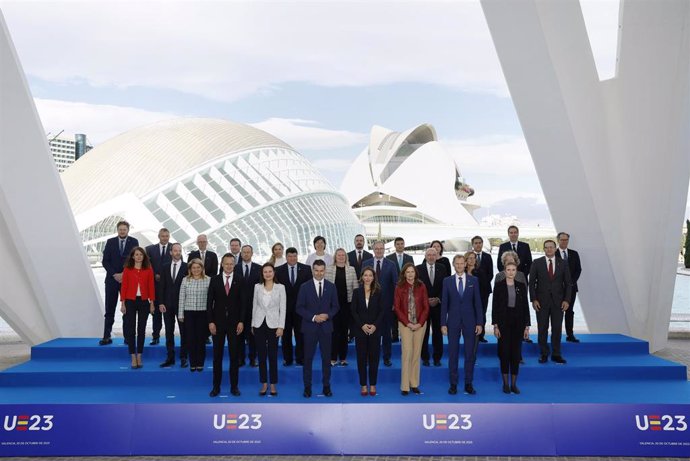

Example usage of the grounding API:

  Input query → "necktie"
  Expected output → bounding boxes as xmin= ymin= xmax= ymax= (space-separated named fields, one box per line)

xmin=563 ymin=250 xmax=568 ymax=261
xmin=172 ymin=262 xmax=178 ymax=280
xmin=512 ymin=243 xmax=517 ymax=252
xmin=161 ymin=245 xmax=165 ymax=258
xmin=119 ymin=239 xmax=125 ymax=256
xmin=244 ymin=264 xmax=249 ymax=278
xmin=290 ymin=265 xmax=295 ymax=285
xmin=548 ymin=258 xmax=554 ymax=279
xmin=458 ymin=275 xmax=464 ymax=296
xmin=318 ymin=281 xmax=322 ymax=298
xmin=429 ymin=265 xmax=434 ymax=285
xmin=200 ymin=251 xmax=205 ymax=262
xmin=376 ymin=260 xmax=381 ymax=278
xmin=225 ymin=275 xmax=230 ymax=295
xmin=398 ymin=254 xmax=402 ymax=269
xmin=476 ymin=252 xmax=481 ymax=265
xmin=357 ymin=251 xmax=362 ymax=265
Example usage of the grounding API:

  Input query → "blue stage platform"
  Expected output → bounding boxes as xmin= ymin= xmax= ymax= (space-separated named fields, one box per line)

xmin=1 ymin=334 xmax=688 ymax=456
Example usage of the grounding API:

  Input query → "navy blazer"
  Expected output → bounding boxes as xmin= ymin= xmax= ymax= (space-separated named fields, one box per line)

xmin=556 ymin=248 xmax=582 ymax=293
xmin=158 ymin=260 xmax=187 ymax=314
xmin=296 ymin=279 xmax=340 ymax=334
xmin=497 ymin=240 xmax=533 ymax=279
xmin=473 ymin=251 xmax=494 ymax=297
xmin=441 ymin=273 xmax=484 ymax=329
xmin=362 ymin=257 xmax=398 ymax=309
xmin=347 ymin=249 xmax=373 ymax=279
xmin=350 ymin=286 xmax=384 ymax=330
xmin=386 ymin=252 xmax=414 ymax=274
xmin=102 ymin=235 xmax=139 ymax=283
xmin=235 ymin=261 xmax=261 ymax=323
xmin=145 ymin=243 xmax=172 ymax=275
xmin=187 ymin=250 xmax=219 ymax=277
xmin=275 ymin=263 xmax=312 ymax=311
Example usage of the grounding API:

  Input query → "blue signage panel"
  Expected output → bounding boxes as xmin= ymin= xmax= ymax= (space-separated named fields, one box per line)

xmin=131 ymin=403 xmax=343 ymax=455
xmin=553 ymin=404 xmax=690 ymax=457
xmin=342 ymin=403 xmax=556 ymax=456
xmin=0 ymin=404 xmax=134 ymax=456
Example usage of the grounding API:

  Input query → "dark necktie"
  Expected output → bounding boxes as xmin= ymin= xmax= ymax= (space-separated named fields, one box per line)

xmin=318 ymin=281 xmax=322 ymax=298
xmin=512 ymin=243 xmax=517 ymax=252
xmin=357 ymin=251 xmax=362 ymax=265
xmin=563 ymin=250 xmax=568 ymax=261
xmin=376 ymin=260 xmax=381 ymax=278
xmin=548 ymin=258 xmax=554 ymax=279
xmin=476 ymin=252 xmax=481 ymax=265
xmin=429 ymin=265 xmax=434 ymax=285
xmin=244 ymin=264 xmax=249 ymax=278
xmin=172 ymin=262 xmax=178 ymax=280
xmin=458 ymin=275 xmax=464 ymax=297
xmin=290 ymin=265 xmax=296 ymax=285
xmin=119 ymin=239 xmax=125 ymax=256
xmin=161 ymin=245 xmax=165 ymax=258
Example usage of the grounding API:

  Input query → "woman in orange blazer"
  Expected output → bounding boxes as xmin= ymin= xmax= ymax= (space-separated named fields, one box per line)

xmin=120 ymin=246 xmax=155 ymax=368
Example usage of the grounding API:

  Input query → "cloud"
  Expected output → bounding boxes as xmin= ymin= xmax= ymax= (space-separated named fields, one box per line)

xmin=311 ymin=158 xmax=356 ymax=174
xmin=444 ymin=135 xmax=537 ymax=176
xmin=249 ymin=118 xmax=367 ymax=150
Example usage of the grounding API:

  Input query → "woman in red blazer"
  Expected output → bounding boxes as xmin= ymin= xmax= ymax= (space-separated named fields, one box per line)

xmin=394 ymin=263 xmax=429 ymax=395
xmin=120 ymin=246 xmax=155 ymax=368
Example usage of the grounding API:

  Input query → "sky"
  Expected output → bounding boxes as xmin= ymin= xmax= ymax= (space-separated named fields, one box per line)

xmin=1 ymin=0 xmax=688 ymax=227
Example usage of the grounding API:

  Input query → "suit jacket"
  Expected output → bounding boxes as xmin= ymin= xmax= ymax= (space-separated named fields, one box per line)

xmin=497 ymin=240 xmax=532 ymax=280
xmin=528 ymin=256 xmax=572 ymax=307
xmin=235 ymin=260 xmax=261 ymax=323
xmin=158 ymin=260 xmax=188 ymax=314
xmin=206 ymin=273 xmax=244 ymax=330
xmin=441 ymin=273 xmax=484 ymax=329
xmin=473 ymin=251 xmax=494 ymax=297
xmin=394 ymin=283 xmax=430 ymax=326
xmin=491 ymin=279 xmax=530 ymax=328
xmin=350 ymin=287 xmax=384 ymax=330
xmin=324 ymin=265 xmax=359 ymax=303
xmin=275 ymin=263 xmax=312 ymax=312
xmin=146 ymin=243 xmax=172 ymax=301
xmin=362 ymin=257 xmax=398 ymax=309
xmin=386 ymin=252 xmax=414 ymax=274
xmin=187 ymin=250 xmax=219 ymax=277
xmin=556 ymin=248 xmax=582 ymax=293
xmin=102 ymin=235 xmax=139 ymax=283
xmin=348 ymin=249 xmax=373 ymax=279
xmin=296 ymin=279 xmax=340 ymax=334
xmin=416 ymin=262 xmax=447 ymax=301
xmin=251 ymin=283 xmax=286 ymax=329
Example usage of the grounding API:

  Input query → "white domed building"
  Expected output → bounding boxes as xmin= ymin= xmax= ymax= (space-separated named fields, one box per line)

xmin=62 ymin=118 xmax=364 ymax=260
xmin=340 ymin=123 xmax=480 ymax=250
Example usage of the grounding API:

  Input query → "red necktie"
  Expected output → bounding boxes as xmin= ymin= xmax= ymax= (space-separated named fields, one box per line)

xmin=225 ymin=275 xmax=230 ymax=295
xmin=548 ymin=259 xmax=554 ymax=280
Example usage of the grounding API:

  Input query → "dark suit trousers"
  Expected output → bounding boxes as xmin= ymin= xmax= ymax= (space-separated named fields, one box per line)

xmin=447 ymin=323 xmax=477 ymax=385
xmin=212 ymin=326 xmax=240 ymax=390
xmin=497 ymin=308 xmax=523 ymax=375
xmin=239 ymin=327 xmax=256 ymax=363
xmin=254 ymin=321 xmax=278 ymax=384
xmin=151 ymin=301 xmax=163 ymax=338
xmin=355 ymin=330 xmax=381 ymax=386
xmin=123 ymin=298 xmax=149 ymax=354
xmin=537 ymin=302 xmax=564 ymax=357
xmin=184 ymin=311 xmax=207 ymax=368
xmin=303 ymin=326 xmax=332 ymax=388
xmin=282 ymin=307 xmax=303 ymax=364
xmin=477 ymin=292 xmax=490 ymax=340
xmin=422 ymin=305 xmax=443 ymax=362
xmin=564 ymin=291 xmax=577 ymax=336
xmin=381 ymin=308 xmax=393 ymax=361
xmin=331 ymin=301 xmax=350 ymax=362
xmin=103 ymin=279 xmax=121 ymax=338
xmin=164 ymin=309 xmax=186 ymax=360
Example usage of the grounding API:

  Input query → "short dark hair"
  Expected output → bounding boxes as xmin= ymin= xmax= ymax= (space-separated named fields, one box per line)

xmin=116 ymin=220 xmax=130 ymax=229
xmin=241 ymin=244 xmax=253 ymax=252
xmin=508 ymin=225 xmax=519 ymax=233
xmin=230 ymin=238 xmax=242 ymax=245
xmin=394 ymin=237 xmax=404 ymax=244
xmin=313 ymin=236 xmax=326 ymax=246
xmin=312 ymin=259 xmax=326 ymax=268
xmin=354 ymin=234 xmax=365 ymax=240
xmin=285 ymin=247 xmax=298 ymax=255
xmin=158 ymin=227 xmax=170 ymax=234
xmin=471 ymin=235 xmax=483 ymax=244
xmin=220 ymin=253 xmax=236 ymax=264
xmin=557 ymin=232 xmax=570 ymax=239
xmin=543 ymin=239 xmax=557 ymax=249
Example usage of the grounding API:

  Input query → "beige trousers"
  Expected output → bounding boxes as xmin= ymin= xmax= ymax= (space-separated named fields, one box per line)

xmin=399 ymin=321 xmax=426 ymax=391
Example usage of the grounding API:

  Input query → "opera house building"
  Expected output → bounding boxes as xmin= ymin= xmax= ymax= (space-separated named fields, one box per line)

xmin=61 ymin=118 xmax=364 ymax=260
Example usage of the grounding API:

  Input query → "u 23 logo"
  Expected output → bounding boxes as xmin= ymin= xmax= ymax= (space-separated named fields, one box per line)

xmin=213 ymin=414 xmax=262 ymax=430
xmin=635 ymin=415 xmax=687 ymax=432
xmin=3 ymin=415 xmax=54 ymax=432
xmin=422 ymin=413 xmax=472 ymax=430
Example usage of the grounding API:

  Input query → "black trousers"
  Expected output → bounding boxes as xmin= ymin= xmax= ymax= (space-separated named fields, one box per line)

xmin=103 ymin=280 xmax=121 ymax=338
xmin=537 ymin=302 xmax=564 ymax=357
xmin=184 ymin=311 xmax=207 ymax=368
xmin=421 ymin=305 xmax=443 ymax=362
xmin=497 ymin=308 xmax=524 ymax=375
xmin=331 ymin=301 xmax=350 ymax=361
xmin=355 ymin=330 xmax=381 ymax=386
xmin=564 ymin=291 xmax=578 ymax=337
xmin=212 ymin=325 xmax=240 ymax=390
xmin=239 ymin=328 xmax=256 ymax=363
xmin=477 ymin=291 xmax=490 ymax=340
xmin=164 ymin=309 xmax=186 ymax=360
xmin=123 ymin=298 xmax=149 ymax=354
xmin=151 ymin=301 xmax=163 ymax=339
xmin=303 ymin=327 xmax=332 ymax=388
xmin=282 ymin=308 xmax=304 ymax=364
xmin=254 ymin=321 xmax=279 ymax=384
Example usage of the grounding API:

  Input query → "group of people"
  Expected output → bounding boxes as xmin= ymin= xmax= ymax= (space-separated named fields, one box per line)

xmin=99 ymin=222 xmax=582 ymax=397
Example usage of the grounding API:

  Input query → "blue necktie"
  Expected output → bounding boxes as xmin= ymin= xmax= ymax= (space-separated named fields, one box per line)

xmin=119 ymin=239 xmax=124 ymax=256
xmin=457 ymin=276 xmax=464 ymax=298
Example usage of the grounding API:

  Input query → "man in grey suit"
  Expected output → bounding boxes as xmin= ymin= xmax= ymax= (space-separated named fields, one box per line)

xmin=529 ymin=240 xmax=572 ymax=364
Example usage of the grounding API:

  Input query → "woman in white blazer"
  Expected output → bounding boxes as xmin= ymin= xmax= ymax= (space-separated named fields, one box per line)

xmin=325 ymin=248 xmax=359 ymax=366
xmin=252 ymin=263 xmax=286 ymax=396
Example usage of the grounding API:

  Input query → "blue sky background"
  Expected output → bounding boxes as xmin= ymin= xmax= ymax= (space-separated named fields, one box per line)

xmin=2 ymin=0 xmax=688 ymax=226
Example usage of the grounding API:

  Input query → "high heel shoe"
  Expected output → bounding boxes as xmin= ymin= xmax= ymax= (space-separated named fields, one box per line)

xmin=136 ymin=354 xmax=143 ymax=369
xmin=360 ymin=386 xmax=368 ymax=396
xmin=259 ymin=384 xmax=268 ymax=396
xmin=369 ymin=386 xmax=377 ymax=397
xmin=270 ymin=385 xmax=277 ymax=396
xmin=131 ymin=358 xmax=138 ymax=369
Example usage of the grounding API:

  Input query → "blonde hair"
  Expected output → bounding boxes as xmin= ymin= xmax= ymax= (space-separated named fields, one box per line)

xmin=186 ymin=258 xmax=207 ymax=279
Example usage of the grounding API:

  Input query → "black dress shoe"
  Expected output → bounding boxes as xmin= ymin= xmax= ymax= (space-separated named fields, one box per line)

xmin=401 ymin=390 xmax=409 ymax=396
xmin=448 ymin=384 xmax=457 ymax=395
xmin=159 ymin=358 xmax=175 ymax=368
xmin=433 ymin=360 xmax=442 ymax=367
xmin=478 ymin=338 xmax=488 ymax=343
xmin=283 ymin=360 xmax=293 ymax=366
xmin=538 ymin=355 xmax=548 ymax=363
xmin=323 ymin=386 xmax=333 ymax=397
xmin=383 ymin=359 xmax=392 ymax=367
xmin=410 ymin=387 xmax=421 ymax=394
xmin=98 ymin=337 xmax=112 ymax=346
xmin=422 ymin=360 xmax=430 ymax=367
xmin=149 ymin=337 xmax=160 ymax=346
xmin=502 ymin=384 xmax=510 ymax=394
xmin=180 ymin=358 xmax=189 ymax=368
xmin=231 ymin=388 xmax=241 ymax=396
xmin=566 ymin=336 xmax=580 ymax=343
xmin=250 ymin=360 xmax=258 ymax=368
xmin=209 ymin=388 xmax=220 ymax=397
xmin=303 ymin=387 xmax=312 ymax=398
xmin=523 ymin=337 xmax=533 ymax=343
xmin=551 ymin=355 xmax=567 ymax=364
xmin=511 ymin=384 xmax=521 ymax=394
xmin=238 ymin=360 xmax=246 ymax=367
xmin=464 ymin=384 xmax=476 ymax=395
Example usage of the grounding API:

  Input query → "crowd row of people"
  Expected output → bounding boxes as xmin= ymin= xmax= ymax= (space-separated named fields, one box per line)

xmin=100 ymin=222 xmax=582 ymax=397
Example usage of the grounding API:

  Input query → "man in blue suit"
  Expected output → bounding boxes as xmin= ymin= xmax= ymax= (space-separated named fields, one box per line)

xmin=100 ymin=220 xmax=139 ymax=345
xmin=296 ymin=260 xmax=339 ymax=398
xmin=362 ymin=240 xmax=398 ymax=367
xmin=145 ymin=228 xmax=172 ymax=345
xmin=441 ymin=254 xmax=484 ymax=395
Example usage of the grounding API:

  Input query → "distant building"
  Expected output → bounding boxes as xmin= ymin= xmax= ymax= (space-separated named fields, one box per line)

xmin=48 ymin=133 xmax=92 ymax=172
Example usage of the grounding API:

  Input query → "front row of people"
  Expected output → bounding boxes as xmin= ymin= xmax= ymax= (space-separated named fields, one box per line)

xmin=119 ymin=248 xmax=539 ymax=397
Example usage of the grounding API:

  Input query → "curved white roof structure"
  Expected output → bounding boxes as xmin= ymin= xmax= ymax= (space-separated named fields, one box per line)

xmin=341 ymin=123 xmax=480 ymax=249
xmin=62 ymin=118 xmax=363 ymax=259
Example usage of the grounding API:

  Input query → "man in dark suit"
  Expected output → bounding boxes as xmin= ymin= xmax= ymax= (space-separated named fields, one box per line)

xmin=228 ymin=238 xmax=242 ymax=263
xmin=187 ymin=234 xmax=218 ymax=277
xmin=556 ymin=232 xmax=582 ymax=343
xmin=100 ymin=220 xmax=139 ymax=345
xmin=145 ymin=228 xmax=172 ymax=345
xmin=386 ymin=236 xmax=413 ymax=342
xmin=296 ymin=260 xmax=339 ymax=397
xmin=208 ymin=253 xmax=244 ymax=397
xmin=235 ymin=244 xmax=261 ymax=367
xmin=471 ymin=236 xmax=494 ymax=343
xmin=362 ymin=241 xmax=398 ymax=367
xmin=417 ymin=247 xmax=447 ymax=367
xmin=158 ymin=243 xmax=188 ymax=368
xmin=529 ymin=240 xmax=572 ymax=364
xmin=441 ymin=254 xmax=483 ymax=395
xmin=347 ymin=234 xmax=373 ymax=279
xmin=275 ymin=247 xmax=312 ymax=366
xmin=497 ymin=225 xmax=533 ymax=280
